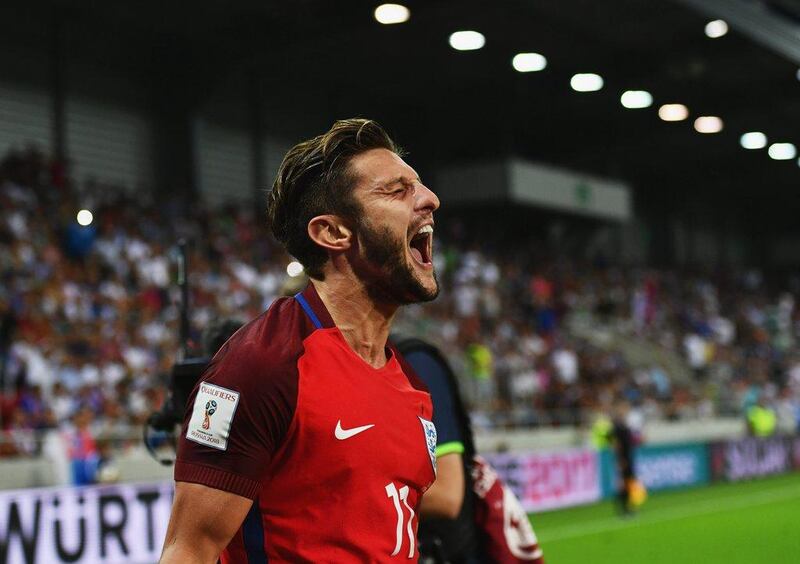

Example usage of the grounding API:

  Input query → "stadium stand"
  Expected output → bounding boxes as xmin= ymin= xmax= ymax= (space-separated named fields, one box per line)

xmin=2 ymin=145 xmax=798 ymax=472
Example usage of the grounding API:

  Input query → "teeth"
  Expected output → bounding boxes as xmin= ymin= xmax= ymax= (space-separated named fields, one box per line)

xmin=417 ymin=225 xmax=433 ymax=235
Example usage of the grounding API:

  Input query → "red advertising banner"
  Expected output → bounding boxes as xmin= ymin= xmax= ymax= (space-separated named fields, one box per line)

xmin=486 ymin=448 xmax=601 ymax=512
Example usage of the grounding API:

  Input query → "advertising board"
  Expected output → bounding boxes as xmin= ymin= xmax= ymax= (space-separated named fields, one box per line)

xmin=600 ymin=443 xmax=710 ymax=497
xmin=486 ymin=448 xmax=601 ymax=512
xmin=0 ymin=481 xmax=173 ymax=564
xmin=711 ymin=437 xmax=792 ymax=482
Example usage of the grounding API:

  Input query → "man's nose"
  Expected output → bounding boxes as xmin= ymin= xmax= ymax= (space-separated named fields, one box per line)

xmin=415 ymin=183 xmax=440 ymax=213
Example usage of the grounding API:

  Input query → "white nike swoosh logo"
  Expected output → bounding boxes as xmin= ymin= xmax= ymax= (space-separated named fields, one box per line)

xmin=335 ymin=420 xmax=375 ymax=440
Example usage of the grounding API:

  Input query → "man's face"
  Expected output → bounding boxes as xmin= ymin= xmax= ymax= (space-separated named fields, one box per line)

xmin=346 ymin=148 xmax=440 ymax=305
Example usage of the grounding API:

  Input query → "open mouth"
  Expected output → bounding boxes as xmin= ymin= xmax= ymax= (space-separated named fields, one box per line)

xmin=409 ymin=225 xmax=433 ymax=267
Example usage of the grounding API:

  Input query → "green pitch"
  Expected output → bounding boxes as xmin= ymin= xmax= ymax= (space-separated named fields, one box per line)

xmin=529 ymin=472 xmax=800 ymax=564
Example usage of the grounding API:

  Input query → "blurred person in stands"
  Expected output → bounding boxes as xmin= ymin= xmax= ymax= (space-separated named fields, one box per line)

xmin=94 ymin=436 xmax=121 ymax=483
xmin=16 ymin=384 xmax=48 ymax=429
xmin=590 ymin=403 xmax=613 ymax=450
xmin=162 ymin=119 xmax=441 ymax=563
xmin=746 ymin=393 xmax=777 ymax=438
xmin=466 ymin=341 xmax=493 ymax=410
xmin=64 ymin=406 xmax=99 ymax=485
xmin=1 ymin=407 xmax=37 ymax=456
xmin=775 ymin=386 xmax=799 ymax=435
xmin=49 ymin=381 xmax=74 ymax=424
xmin=0 ymin=300 xmax=15 ymax=389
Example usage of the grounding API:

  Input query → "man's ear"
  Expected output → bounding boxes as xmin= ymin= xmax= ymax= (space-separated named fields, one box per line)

xmin=307 ymin=215 xmax=354 ymax=252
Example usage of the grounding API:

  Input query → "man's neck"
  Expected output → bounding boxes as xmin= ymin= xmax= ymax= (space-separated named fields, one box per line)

xmin=311 ymin=276 xmax=398 ymax=369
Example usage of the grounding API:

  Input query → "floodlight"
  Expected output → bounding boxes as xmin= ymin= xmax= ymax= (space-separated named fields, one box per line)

xmin=77 ymin=209 xmax=93 ymax=226
xmin=658 ymin=104 xmax=689 ymax=122
xmin=620 ymin=90 xmax=653 ymax=109
xmin=512 ymin=53 xmax=547 ymax=72
xmin=570 ymin=73 xmax=603 ymax=92
xmin=768 ymin=143 xmax=796 ymax=160
xmin=449 ymin=31 xmax=485 ymax=51
xmin=740 ymin=132 xmax=767 ymax=150
xmin=694 ymin=116 xmax=723 ymax=133
xmin=705 ymin=19 xmax=728 ymax=38
xmin=374 ymin=4 xmax=410 ymax=25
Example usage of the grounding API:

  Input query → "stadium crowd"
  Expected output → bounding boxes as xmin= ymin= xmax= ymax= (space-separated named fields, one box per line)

xmin=1 ymin=144 xmax=799 ymax=466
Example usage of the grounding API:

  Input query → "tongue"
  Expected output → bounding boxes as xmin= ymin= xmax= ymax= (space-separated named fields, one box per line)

xmin=410 ymin=247 xmax=424 ymax=264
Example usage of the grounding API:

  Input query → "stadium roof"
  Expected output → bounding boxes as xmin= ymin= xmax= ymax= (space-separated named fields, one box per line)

xmin=3 ymin=0 xmax=800 ymax=220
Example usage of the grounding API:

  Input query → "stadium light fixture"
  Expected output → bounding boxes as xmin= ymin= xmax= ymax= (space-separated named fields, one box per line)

xmin=705 ymin=19 xmax=728 ymax=38
xmin=620 ymin=90 xmax=653 ymax=109
xmin=287 ymin=261 xmax=304 ymax=277
xmin=512 ymin=53 xmax=547 ymax=72
xmin=694 ymin=116 xmax=723 ymax=133
xmin=374 ymin=4 xmax=410 ymax=25
xmin=740 ymin=132 xmax=767 ymax=150
xmin=449 ymin=31 xmax=485 ymax=51
xmin=76 ymin=209 xmax=93 ymax=226
xmin=768 ymin=143 xmax=797 ymax=160
xmin=570 ymin=73 xmax=603 ymax=92
xmin=658 ymin=103 xmax=689 ymax=122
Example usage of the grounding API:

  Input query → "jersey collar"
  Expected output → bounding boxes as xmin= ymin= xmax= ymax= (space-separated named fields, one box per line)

xmin=296 ymin=282 xmax=399 ymax=366
xmin=296 ymin=283 xmax=336 ymax=329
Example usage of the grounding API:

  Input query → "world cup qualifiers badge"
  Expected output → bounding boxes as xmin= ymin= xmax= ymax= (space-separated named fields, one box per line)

xmin=203 ymin=400 xmax=218 ymax=430
xmin=187 ymin=383 xmax=240 ymax=450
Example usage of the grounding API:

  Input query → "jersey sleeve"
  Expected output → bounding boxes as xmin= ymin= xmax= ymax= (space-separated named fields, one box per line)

xmin=404 ymin=350 xmax=464 ymax=458
xmin=174 ymin=338 xmax=298 ymax=499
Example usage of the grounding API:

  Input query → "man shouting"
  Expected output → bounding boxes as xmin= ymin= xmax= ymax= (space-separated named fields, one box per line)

xmin=161 ymin=118 xmax=441 ymax=563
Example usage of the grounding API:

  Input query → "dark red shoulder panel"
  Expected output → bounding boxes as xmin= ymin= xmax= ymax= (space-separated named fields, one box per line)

xmin=174 ymin=296 xmax=318 ymax=499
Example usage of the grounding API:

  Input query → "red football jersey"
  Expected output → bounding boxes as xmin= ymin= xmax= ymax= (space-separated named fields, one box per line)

xmin=175 ymin=284 xmax=437 ymax=563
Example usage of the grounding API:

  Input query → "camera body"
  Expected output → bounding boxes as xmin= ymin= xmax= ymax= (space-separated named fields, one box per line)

xmin=147 ymin=357 xmax=209 ymax=432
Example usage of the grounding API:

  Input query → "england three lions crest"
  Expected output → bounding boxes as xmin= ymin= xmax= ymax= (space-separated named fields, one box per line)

xmin=418 ymin=416 xmax=438 ymax=476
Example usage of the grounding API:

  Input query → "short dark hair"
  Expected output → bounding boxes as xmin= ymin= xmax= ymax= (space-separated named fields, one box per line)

xmin=266 ymin=118 xmax=403 ymax=279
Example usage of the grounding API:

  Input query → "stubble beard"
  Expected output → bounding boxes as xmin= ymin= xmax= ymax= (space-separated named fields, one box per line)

xmin=356 ymin=221 xmax=439 ymax=306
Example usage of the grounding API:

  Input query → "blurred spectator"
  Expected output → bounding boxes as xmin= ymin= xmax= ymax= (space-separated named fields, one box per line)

xmin=95 ymin=437 xmax=120 ymax=483
xmin=64 ymin=407 xmax=99 ymax=485
xmin=2 ymin=407 xmax=37 ymax=456
xmin=465 ymin=342 xmax=493 ymax=408
xmin=746 ymin=395 xmax=777 ymax=438
xmin=775 ymin=386 xmax=799 ymax=435
xmin=683 ymin=333 xmax=710 ymax=379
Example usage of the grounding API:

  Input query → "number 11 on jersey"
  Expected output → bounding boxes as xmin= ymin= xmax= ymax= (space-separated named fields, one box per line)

xmin=385 ymin=482 xmax=416 ymax=558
